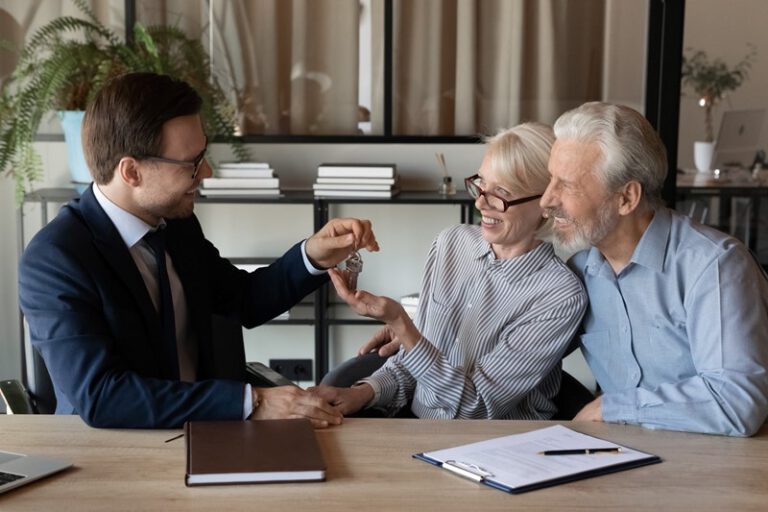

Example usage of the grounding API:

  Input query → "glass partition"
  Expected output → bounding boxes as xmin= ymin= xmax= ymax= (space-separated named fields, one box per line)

xmin=3 ymin=0 xmax=650 ymax=139
xmin=138 ymin=0 xmax=648 ymax=138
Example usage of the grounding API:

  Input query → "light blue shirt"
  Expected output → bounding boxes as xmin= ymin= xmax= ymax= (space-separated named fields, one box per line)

xmin=570 ymin=208 xmax=768 ymax=436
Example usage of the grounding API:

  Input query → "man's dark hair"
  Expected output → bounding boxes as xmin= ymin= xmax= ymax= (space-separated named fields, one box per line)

xmin=82 ymin=72 xmax=202 ymax=184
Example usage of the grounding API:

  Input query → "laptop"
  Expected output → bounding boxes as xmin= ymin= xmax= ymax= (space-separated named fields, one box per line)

xmin=0 ymin=449 xmax=72 ymax=495
xmin=713 ymin=108 xmax=766 ymax=169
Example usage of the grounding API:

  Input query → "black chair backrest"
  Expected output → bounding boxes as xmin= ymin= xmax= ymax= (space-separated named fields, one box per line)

xmin=26 ymin=349 xmax=56 ymax=414
xmin=320 ymin=353 xmax=389 ymax=387
xmin=551 ymin=370 xmax=594 ymax=420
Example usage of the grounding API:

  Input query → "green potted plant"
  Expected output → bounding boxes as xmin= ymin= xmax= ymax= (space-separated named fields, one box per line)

xmin=0 ymin=0 xmax=247 ymax=202
xmin=681 ymin=45 xmax=756 ymax=172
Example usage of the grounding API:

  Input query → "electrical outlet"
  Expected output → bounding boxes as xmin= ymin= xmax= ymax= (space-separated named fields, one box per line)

xmin=269 ymin=359 xmax=313 ymax=382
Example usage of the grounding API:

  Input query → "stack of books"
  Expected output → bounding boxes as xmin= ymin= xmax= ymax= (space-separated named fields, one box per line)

xmin=200 ymin=162 xmax=280 ymax=197
xmin=400 ymin=293 xmax=420 ymax=319
xmin=313 ymin=163 xmax=399 ymax=198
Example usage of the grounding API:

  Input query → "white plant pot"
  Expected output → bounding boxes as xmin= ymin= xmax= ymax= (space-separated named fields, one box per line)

xmin=694 ymin=141 xmax=715 ymax=173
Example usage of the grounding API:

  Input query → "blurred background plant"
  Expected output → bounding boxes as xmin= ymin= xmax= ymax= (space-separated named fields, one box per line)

xmin=681 ymin=44 xmax=757 ymax=142
xmin=0 ymin=0 xmax=247 ymax=202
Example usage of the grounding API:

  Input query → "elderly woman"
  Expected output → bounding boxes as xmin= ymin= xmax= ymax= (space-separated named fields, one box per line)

xmin=314 ymin=123 xmax=587 ymax=419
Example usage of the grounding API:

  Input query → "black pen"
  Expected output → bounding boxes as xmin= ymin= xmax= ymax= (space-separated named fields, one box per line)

xmin=538 ymin=447 xmax=622 ymax=456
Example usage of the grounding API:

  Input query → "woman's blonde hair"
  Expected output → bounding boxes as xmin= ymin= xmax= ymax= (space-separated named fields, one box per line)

xmin=483 ymin=122 xmax=555 ymax=238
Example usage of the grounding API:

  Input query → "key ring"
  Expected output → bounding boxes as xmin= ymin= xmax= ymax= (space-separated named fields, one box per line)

xmin=343 ymin=250 xmax=363 ymax=290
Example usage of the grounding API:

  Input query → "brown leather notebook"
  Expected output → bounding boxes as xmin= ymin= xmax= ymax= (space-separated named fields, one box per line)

xmin=184 ymin=419 xmax=326 ymax=486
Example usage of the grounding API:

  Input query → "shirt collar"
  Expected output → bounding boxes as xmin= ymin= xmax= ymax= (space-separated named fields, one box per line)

xmin=92 ymin=183 xmax=164 ymax=248
xmin=583 ymin=208 xmax=670 ymax=277
xmin=629 ymin=208 xmax=670 ymax=273
xmin=583 ymin=246 xmax=606 ymax=276
xmin=468 ymin=228 xmax=555 ymax=280
xmin=470 ymin=230 xmax=493 ymax=260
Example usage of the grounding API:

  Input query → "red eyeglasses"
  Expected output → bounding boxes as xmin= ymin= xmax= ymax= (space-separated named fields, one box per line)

xmin=464 ymin=174 xmax=542 ymax=212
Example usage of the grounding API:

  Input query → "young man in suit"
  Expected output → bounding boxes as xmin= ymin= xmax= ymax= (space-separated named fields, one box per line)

xmin=19 ymin=72 xmax=378 ymax=428
xmin=540 ymin=101 xmax=768 ymax=436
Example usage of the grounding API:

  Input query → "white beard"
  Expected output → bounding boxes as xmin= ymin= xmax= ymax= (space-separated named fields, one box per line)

xmin=549 ymin=203 xmax=618 ymax=257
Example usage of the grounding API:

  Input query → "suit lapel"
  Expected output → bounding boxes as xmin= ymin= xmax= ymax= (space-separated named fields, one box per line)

xmin=72 ymin=186 xmax=160 ymax=335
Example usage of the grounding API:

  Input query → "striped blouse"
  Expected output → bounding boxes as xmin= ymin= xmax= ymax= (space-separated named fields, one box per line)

xmin=362 ymin=224 xmax=587 ymax=419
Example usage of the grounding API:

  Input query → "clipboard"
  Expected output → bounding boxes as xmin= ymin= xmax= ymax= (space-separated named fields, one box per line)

xmin=413 ymin=425 xmax=661 ymax=494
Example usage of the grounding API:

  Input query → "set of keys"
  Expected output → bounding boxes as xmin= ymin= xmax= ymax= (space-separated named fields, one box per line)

xmin=342 ymin=250 xmax=363 ymax=290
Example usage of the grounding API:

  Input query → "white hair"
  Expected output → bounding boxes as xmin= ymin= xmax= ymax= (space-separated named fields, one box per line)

xmin=554 ymin=102 xmax=668 ymax=210
xmin=484 ymin=122 xmax=555 ymax=238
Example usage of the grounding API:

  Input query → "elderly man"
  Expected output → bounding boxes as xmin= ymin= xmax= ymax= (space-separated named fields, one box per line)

xmin=540 ymin=101 xmax=768 ymax=436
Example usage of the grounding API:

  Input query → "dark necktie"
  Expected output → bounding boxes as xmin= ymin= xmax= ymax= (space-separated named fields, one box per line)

xmin=144 ymin=228 xmax=179 ymax=379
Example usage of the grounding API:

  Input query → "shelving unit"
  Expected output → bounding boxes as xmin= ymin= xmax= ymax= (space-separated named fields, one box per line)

xmin=18 ymin=188 xmax=475 ymax=384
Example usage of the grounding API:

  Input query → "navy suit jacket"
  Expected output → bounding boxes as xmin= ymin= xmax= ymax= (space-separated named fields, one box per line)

xmin=19 ymin=185 xmax=327 ymax=428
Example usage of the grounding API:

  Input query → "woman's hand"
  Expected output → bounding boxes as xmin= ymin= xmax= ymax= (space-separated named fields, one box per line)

xmin=329 ymin=268 xmax=400 ymax=321
xmin=358 ymin=326 xmax=404 ymax=357
xmin=329 ymin=268 xmax=422 ymax=351
xmin=308 ymin=384 xmax=374 ymax=416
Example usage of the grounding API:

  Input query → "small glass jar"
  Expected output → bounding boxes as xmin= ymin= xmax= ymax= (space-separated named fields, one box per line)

xmin=438 ymin=176 xmax=456 ymax=195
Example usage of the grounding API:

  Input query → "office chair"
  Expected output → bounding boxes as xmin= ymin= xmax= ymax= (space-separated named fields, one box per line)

xmin=320 ymin=353 xmax=594 ymax=420
xmin=320 ymin=352 xmax=390 ymax=388
xmin=1 ymin=346 xmax=56 ymax=415
xmin=551 ymin=370 xmax=594 ymax=420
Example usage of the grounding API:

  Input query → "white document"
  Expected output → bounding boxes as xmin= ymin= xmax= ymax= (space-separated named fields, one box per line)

xmin=416 ymin=425 xmax=660 ymax=493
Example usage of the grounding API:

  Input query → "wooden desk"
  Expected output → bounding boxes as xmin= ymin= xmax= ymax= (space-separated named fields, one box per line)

xmin=676 ymin=168 xmax=768 ymax=252
xmin=2 ymin=416 xmax=767 ymax=511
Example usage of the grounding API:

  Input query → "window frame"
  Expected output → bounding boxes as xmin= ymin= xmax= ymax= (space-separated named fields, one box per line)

xmin=123 ymin=1 xmax=682 ymax=152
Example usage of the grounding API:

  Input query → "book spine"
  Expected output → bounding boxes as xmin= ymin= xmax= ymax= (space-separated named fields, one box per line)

xmin=313 ymin=190 xmax=396 ymax=198
xmin=199 ymin=189 xmax=281 ymax=196
xmin=317 ymin=167 xmax=396 ymax=178
xmin=204 ymin=178 xmax=280 ymax=188
xmin=313 ymin=183 xmax=393 ymax=191
xmin=184 ymin=422 xmax=192 ymax=487
xmin=316 ymin=177 xmax=396 ymax=185
xmin=216 ymin=169 xmax=275 ymax=178
xmin=218 ymin=162 xmax=271 ymax=169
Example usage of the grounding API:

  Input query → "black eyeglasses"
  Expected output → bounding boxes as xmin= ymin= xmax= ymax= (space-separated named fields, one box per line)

xmin=464 ymin=174 xmax=542 ymax=212
xmin=140 ymin=138 xmax=208 ymax=179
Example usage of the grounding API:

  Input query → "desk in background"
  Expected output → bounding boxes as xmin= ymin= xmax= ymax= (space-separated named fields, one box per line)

xmin=1 ymin=415 xmax=767 ymax=511
xmin=676 ymin=168 xmax=768 ymax=254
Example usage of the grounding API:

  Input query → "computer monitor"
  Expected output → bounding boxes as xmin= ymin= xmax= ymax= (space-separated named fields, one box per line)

xmin=713 ymin=108 xmax=766 ymax=170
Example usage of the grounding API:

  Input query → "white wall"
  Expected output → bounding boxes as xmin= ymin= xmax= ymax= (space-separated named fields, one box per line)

xmin=677 ymin=0 xmax=768 ymax=169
